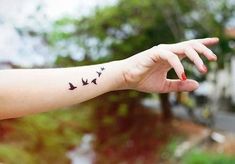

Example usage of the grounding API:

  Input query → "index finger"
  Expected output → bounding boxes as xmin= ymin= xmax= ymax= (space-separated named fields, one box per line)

xmin=196 ymin=37 xmax=219 ymax=46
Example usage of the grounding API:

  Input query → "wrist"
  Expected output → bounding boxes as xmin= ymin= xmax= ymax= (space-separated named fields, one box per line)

xmin=106 ymin=60 xmax=129 ymax=91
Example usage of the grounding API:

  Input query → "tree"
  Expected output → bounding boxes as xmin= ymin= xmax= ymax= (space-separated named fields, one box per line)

xmin=48 ymin=0 xmax=235 ymax=120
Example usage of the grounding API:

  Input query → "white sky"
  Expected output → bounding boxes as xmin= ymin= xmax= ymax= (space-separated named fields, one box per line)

xmin=0 ymin=0 xmax=116 ymax=67
xmin=0 ymin=0 xmax=116 ymax=23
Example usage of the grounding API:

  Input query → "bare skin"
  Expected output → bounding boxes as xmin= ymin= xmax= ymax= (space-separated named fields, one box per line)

xmin=0 ymin=38 xmax=219 ymax=120
xmin=122 ymin=38 xmax=218 ymax=92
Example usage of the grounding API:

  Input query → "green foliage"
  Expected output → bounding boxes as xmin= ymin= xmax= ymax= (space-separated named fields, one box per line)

xmin=160 ymin=136 xmax=184 ymax=161
xmin=117 ymin=103 xmax=129 ymax=117
xmin=182 ymin=149 xmax=235 ymax=164
xmin=185 ymin=0 xmax=235 ymax=69
xmin=73 ymin=0 xmax=192 ymax=62
xmin=0 ymin=105 xmax=95 ymax=163
xmin=0 ymin=144 xmax=36 ymax=164
xmin=48 ymin=17 xmax=76 ymax=45
xmin=55 ymin=55 xmax=81 ymax=67
xmin=49 ymin=0 xmax=235 ymax=78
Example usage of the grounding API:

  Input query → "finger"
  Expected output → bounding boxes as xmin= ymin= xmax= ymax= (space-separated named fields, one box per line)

xmin=157 ymin=49 xmax=185 ymax=80
xmin=192 ymin=42 xmax=217 ymax=61
xmin=158 ymin=38 xmax=219 ymax=55
xmin=196 ymin=37 xmax=219 ymax=46
xmin=162 ymin=79 xmax=199 ymax=93
xmin=184 ymin=47 xmax=207 ymax=73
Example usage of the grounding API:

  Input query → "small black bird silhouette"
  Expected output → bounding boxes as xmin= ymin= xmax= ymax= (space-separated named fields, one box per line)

xmin=91 ymin=78 xmax=97 ymax=85
xmin=82 ymin=78 xmax=89 ymax=86
xmin=69 ymin=82 xmax=77 ymax=90
xmin=101 ymin=67 xmax=105 ymax=71
xmin=96 ymin=71 xmax=102 ymax=77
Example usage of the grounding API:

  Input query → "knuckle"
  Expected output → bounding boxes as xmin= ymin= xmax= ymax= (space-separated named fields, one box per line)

xmin=156 ymin=44 xmax=167 ymax=49
xmin=150 ymin=46 xmax=162 ymax=56
xmin=168 ymin=81 xmax=173 ymax=89
xmin=184 ymin=46 xmax=192 ymax=53
xmin=171 ymin=54 xmax=179 ymax=60
xmin=151 ymin=46 xmax=159 ymax=51
xmin=151 ymin=45 xmax=166 ymax=53
xmin=189 ymin=40 xmax=197 ymax=45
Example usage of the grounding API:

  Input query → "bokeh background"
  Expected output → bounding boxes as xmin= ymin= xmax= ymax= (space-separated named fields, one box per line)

xmin=0 ymin=0 xmax=235 ymax=163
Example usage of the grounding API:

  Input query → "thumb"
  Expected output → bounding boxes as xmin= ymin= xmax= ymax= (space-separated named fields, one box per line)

xmin=163 ymin=79 xmax=199 ymax=92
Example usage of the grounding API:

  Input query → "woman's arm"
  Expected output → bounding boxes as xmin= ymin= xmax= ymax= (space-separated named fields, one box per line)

xmin=0 ymin=38 xmax=219 ymax=119
xmin=0 ymin=61 xmax=124 ymax=119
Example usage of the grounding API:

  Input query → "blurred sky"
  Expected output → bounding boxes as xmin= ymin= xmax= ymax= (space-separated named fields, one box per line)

xmin=0 ymin=0 xmax=116 ymax=24
xmin=0 ymin=0 xmax=234 ymax=67
xmin=0 ymin=0 xmax=116 ymax=67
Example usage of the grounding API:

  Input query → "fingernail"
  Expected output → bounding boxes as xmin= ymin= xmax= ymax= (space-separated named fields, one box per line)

xmin=181 ymin=73 xmax=187 ymax=81
xmin=213 ymin=54 xmax=217 ymax=60
xmin=214 ymin=37 xmax=219 ymax=41
xmin=208 ymin=54 xmax=217 ymax=61
xmin=202 ymin=64 xmax=208 ymax=73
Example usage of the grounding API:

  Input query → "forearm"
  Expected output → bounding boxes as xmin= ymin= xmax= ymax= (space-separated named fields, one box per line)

xmin=0 ymin=60 xmax=125 ymax=119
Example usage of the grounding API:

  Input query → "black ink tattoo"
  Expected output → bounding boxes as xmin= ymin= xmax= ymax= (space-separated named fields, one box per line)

xmin=79 ymin=67 xmax=104 ymax=87
xmin=96 ymin=71 xmax=102 ymax=77
xmin=91 ymin=78 xmax=97 ymax=85
xmin=82 ymin=78 xmax=89 ymax=86
xmin=68 ymin=82 xmax=77 ymax=90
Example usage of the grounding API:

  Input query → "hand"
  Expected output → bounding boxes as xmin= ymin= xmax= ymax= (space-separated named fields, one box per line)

xmin=121 ymin=38 xmax=219 ymax=93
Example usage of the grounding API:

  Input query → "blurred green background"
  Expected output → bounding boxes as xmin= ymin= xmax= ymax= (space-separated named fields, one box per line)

xmin=0 ymin=0 xmax=235 ymax=163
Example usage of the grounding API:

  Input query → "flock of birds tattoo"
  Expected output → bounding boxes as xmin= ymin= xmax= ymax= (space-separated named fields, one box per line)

xmin=68 ymin=67 xmax=105 ymax=91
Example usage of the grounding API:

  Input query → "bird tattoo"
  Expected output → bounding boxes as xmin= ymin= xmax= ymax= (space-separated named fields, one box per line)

xmin=96 ymin=71 xmax=102 ymax=77
xmin=91 ymin=78 xmax=97 ymax=85
xmin=82 ymin=78 xmax=89 ymax=86
xmin=68 ymin=82 xmax=77 ymax=90
xmin=101 ymin=67 xmax=105 ymax=71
